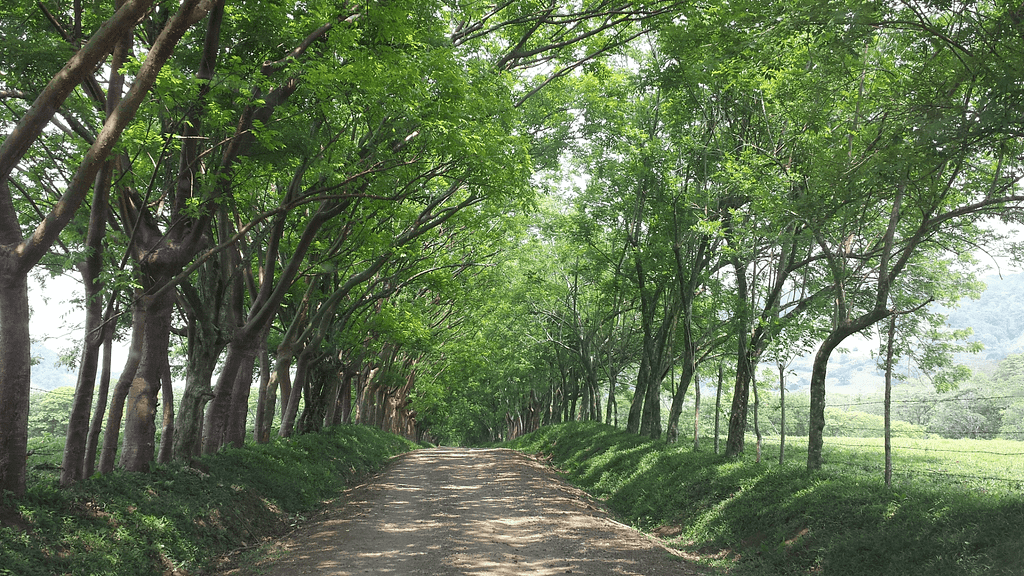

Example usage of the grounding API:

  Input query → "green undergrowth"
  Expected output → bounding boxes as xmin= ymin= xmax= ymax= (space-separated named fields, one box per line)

xmin=509 ymin=421 xmax=1024 ymax=576
xmin=0 ymin=425 xmax=417 ymax=576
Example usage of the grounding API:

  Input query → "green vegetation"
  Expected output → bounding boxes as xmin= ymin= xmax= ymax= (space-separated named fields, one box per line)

xmin=509 ymin=421 xmax=1024 ymax=575
xmin=0 ymin=425 xmax=416 ymax=576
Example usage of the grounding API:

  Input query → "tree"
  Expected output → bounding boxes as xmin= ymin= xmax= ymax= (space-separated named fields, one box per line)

xmin=0 ymin=0 xmax=212 ymax=496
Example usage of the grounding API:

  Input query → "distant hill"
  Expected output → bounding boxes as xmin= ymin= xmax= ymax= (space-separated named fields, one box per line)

xmin=31 ymin=344 xmax=77 ymax=392
xmin=945 ymin=273 xmax=1024 ymax=361
xmin=774 ymin=273 xmax=1024 ymax=395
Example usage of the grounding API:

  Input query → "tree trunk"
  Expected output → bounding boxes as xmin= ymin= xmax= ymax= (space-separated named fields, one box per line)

xmin=806 ymin=345 xmax=830 ymax=470
xmin=884 ymin=313 xmax=896 ymax=487
xmin=119 ymin=290 xmax=175 ymax=472
xmin=778 ymin=363 xmax=786 ymax=466
xmin=725 ymin=259 xmax=752 ymax=457
xmin=99 ymin=297 xmax=146 ymax=474
xmin=693 ymin=372 xmax=701 ymax=451
xmin=85 ymin=309 xmax=116 ymax=478
xmin=605 ymin=371 xmax=616 ymax=426
xmin=0 ymin=273 xmax=31 ymax=496
xmin=224 ymin=337 xmax=265 ymax=448
xmin=254 ymin=347 xmax=275 ymax=442
xmin=666 ymin=343 xmax=696 ymax=443
xmin=173 ymin=322 xmax=221 ymax=460
xmin=807 ymin=311 xmax=888 ymax=470
xmin=157 ymin=358 xmax=174 ymax=464
xmin=714 ymin=363 xmax=723 ymax=454
xmin=323 ymin=369 xmax=344 ymax=428
xmin=61 ymin=257 xmax=106 ymax=485
xmin=279 ymin=345 xmax=312 ymax=437
xmin=338 ymin=371 xmax=353 ymax=424
xmin=203 ymin=328 xmax=261 ymax=451
xmin=752 ymin=369 xmax=762 ymax=463
xmin=725 ymin=349 xmax=751 ymax=457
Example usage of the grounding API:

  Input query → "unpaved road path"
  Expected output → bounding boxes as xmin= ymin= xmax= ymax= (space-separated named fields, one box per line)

xmin=234 ymin=447 xmax=704 ymax=575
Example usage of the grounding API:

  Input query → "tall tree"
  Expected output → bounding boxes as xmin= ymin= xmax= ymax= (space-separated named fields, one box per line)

xmin=0 ymin=0 xmax=212 ymax=495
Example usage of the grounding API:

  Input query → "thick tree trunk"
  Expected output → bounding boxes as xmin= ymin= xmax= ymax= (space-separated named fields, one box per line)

xmin=725 ymin=353 xmax=751 ymax=457
xmin=119 ymin=290 xmax=175 ymax=472
xmin=807 ymin=309 xmax=888 ymax=470
xmin=641 ymin=366 xmax=662 ymax=438
xmin=203 ymin=329 xmax=259 ymax=451
xmin=323 ymin=370 xmax=344 ymax=427
xmin=0 ymin=274 xmax=31 ymax=496
xmin=626 ymin=364 xmax=649 ymax=433
xmin=173 ymin=327 xmax=220 ymax=460
xmin=224 ymin=340 xmax=263 ymax=447
xmin=806 ymin=346 xmax=830 ymax=470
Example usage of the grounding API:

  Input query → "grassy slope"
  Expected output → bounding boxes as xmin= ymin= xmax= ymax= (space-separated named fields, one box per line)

xmin=509 ymin=422 xmax=1024 ymax=576
xmin=0 ymin=425 xmax=418 ymax=576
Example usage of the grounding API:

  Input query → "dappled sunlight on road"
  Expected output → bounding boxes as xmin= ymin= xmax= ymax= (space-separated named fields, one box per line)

xmin=254 ymin=447 xmax=698 ymax=575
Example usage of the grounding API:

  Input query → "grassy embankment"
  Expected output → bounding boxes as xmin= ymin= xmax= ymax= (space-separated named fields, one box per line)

xmin=509 ymin=421 xmax=1024 ymax=576
xmin=0 ymin=425 xmax=418 ymax=576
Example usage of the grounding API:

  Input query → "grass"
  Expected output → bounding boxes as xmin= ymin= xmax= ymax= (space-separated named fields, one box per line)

xmin=0 ymin=425 xmax=418 ymax=576
xmin=508 ymin=421 xmax=1024 ymax=575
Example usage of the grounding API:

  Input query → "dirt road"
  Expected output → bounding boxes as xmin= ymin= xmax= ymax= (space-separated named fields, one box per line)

xmin=235 ymin=447 xmax=703 ymax=575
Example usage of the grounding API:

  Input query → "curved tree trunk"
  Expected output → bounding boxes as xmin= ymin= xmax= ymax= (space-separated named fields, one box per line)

xmin=61 ymin=255 xmax=106 ymax=485
xmin=203 ymin=327 xmax=260 ymax=452
xmin=85 ymin=307 xmax=116 ymax=478
xmin=99 ymin=298 xmax=146 ymax=474
xmin=279 ymin=345 xmax=312 ymax=438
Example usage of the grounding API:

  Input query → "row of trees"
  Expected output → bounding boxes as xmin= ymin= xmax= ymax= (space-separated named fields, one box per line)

xmin=403 ymin=0 xmax=1024 ymax=459
xmin=2 ymin=0 xmax=1023 ymax=499
xmin=0 ymin=0 xmax=685 ymax=496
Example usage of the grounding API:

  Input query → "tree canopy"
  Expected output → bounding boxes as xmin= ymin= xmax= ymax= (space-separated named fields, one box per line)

xmin=1 ymin=0 xmax=1023 ymax=496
